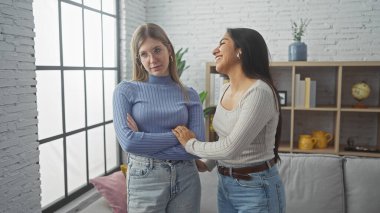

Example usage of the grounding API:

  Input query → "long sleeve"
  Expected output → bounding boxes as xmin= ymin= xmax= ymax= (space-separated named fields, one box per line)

xmin=186 ymin=87 xmax=206 ymax=142
xmin=185 ymin=81 xmax=278 ymax=162
xmin=113 ymin=77 xmax=205 ymax=160
xmin=113 ymin=82 xmax=179 ymax=155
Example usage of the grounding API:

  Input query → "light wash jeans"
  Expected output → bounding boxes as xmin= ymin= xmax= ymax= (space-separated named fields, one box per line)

xmin=127 ymin=154 xmax=201 ymax=213
xmin=217 ymin=164 xmax=286 ymax=213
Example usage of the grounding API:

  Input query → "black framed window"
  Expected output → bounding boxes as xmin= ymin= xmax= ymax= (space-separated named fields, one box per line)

xmin=33 ymin=0 xmax=120 ymax=211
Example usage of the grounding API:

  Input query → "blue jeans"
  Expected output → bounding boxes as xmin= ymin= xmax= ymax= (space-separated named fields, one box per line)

xmin=127 ymin=154 xmax=201 ymax=213
xmin=217 ymin=164 xmax=286 ymax=213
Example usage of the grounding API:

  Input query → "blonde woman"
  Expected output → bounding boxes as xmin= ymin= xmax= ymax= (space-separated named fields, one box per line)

xmin=113 ymin=23 xmax=205 ymax=213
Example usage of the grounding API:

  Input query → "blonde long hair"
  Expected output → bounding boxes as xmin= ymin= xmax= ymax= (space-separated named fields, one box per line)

xmin=130 ymin=23 xmax=188 ymax=98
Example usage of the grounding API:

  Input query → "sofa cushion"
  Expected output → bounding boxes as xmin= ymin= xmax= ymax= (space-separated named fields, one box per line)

xmin=344 ymin=157 xmax=380 ymax=213
xmin=90 ymin=171 xmax=126 ymax=213
xmin=278 ymin=153 xmax=345 ymax=213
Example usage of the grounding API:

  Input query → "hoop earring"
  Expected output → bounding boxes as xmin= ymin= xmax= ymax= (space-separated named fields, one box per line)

xmin=236 ymin=53 xmax=240 ymax=59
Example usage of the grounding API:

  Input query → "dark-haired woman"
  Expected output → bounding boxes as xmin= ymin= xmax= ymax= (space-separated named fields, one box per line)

xmin=173 ymin=28 xmax=285 ymax=213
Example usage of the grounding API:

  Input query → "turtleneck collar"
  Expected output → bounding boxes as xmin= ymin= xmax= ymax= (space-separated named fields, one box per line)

xmin=148 ymin=75 xmax=174 ymax=85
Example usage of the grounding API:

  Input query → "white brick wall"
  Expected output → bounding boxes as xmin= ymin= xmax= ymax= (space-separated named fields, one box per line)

xmin=123 ymin=0 xmax=380 ymax=93
xmin=121 ymin=0 xmax=147 ymax=80
xmin=0 ymin=0 xmax=40 ymax=212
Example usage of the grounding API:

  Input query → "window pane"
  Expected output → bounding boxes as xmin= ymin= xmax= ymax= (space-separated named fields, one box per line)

xmin=88 ymin=127 xmax=105 ymax=178
xmin=102 ymin=15 xmax=116 ymax=67
xmin=86 ymin=70 xmax=103 ymax=126
xmin=33 ymin=0 xmax=60 ymax=66
xmin=62 ymin=2 xmax=83 ymax=66
xmin=102 ymin=0 xmax=116 ymax=15
xmin=84 ymin=10 xmax=102 ymax=67
xmin=64 ymin=70 xmax=85 ymax=132
xmin=67 ymin=132 xmax=87 ymax=193
xmin=104 ymin=70 xmax=116 ymax=121
xmin=106 ymin=123 xmax=118 ymax=171
xmin=40 ymin=139 xmax=64 ymax=207
xmin=70 ymin=0 xmax=82 ymax=4
xmin=36 ymin=71 xmax=62 ymax=139
xmin=83 ymin=0 xmax=101 ymax=10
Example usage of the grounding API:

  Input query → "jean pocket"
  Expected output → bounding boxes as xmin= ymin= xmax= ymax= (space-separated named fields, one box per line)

xmin=235 ymin=175 xmax=264 ymax=188
xmin=128 ymin=161 xmax=152 ymax=178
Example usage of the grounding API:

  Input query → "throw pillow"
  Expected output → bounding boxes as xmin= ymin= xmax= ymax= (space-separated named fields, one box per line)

xmin=90 ymin=171 xmax=127 ymax=213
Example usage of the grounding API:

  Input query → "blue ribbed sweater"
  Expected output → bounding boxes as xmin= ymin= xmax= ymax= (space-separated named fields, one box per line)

xmin=113 ymin=75 xmax=205 ymax=160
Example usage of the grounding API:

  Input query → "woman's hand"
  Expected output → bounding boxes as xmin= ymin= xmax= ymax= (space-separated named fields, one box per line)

xmin=127 ymin=113 xmax=139 ymax=132
xmin=195 ymin=159 xmax=209 ymax=172
xmin=172 ymin=125 xmax=196 ymax=146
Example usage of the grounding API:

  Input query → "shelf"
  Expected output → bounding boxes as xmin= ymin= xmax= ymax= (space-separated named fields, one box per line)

xmin=279 ymin=140 xmax=291 ymax=152
xmin=205 ymin=61 xmax=380 ymax=158
xmin=281 ymin=106 xmax=292 ymax=110
xmin=340 ymin=107 xmax=380 ymax=112
xmin=293 ymin=147 xmax=336 ymax=154
xmin=279 ymin=147 xmax=291 ymax=152
xmin=294 ymin=107 xmax=338 ymax=111
xmin=338 ymin=151 xmax=380 ymax=158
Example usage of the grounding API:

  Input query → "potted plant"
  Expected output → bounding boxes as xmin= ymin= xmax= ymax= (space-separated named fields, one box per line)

xmin=289 ymin=18 xmax=311 ymax=61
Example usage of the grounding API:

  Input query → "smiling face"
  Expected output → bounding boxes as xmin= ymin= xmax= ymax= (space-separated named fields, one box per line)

xmin=138 ymin=37 xmax=170 ymax=77
xmin=212 ymin=32 xmax=241 ymax=74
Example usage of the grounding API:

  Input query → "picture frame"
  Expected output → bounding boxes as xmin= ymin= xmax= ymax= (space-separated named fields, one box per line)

xmin=278 ymin=91 xmax=287 ymax=106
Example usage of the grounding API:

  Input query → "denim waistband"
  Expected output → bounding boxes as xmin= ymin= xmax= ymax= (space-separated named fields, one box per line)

xmin=128 ymin=154 xmax=191 ymax=165
xmin=217 ymin=158 xmax=276 ymax=169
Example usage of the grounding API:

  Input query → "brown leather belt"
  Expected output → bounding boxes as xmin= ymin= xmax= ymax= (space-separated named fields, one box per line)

xmin=217 ymin=159 xmax=276 ymax=180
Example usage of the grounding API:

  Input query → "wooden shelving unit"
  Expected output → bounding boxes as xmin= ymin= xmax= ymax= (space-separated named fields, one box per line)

xmin=205 ymin=61 xmax=380 ymax=158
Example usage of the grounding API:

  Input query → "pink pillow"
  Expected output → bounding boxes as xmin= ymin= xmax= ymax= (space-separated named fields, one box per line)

xmin=90 ymin=171 xmax=127 ymax=213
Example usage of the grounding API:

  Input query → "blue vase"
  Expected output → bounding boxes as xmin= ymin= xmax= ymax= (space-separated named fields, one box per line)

xmin=288 ymin=41 xmax=307 ymax=61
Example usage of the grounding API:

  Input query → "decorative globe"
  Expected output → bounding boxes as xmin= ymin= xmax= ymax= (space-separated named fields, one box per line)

xmin=351 ymin=81 xmax=371 ymax=102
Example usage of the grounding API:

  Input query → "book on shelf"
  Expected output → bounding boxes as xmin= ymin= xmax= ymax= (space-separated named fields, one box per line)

xmin=295 ymin=74 xmax=316 ymax=108
xmin=310 ymin=80 xmax=316 ymax=108
xmin=295 ymin=75 xmax=305 ymax=107
xmin=304 ymin=77 xmax=317 ymax=108
xmin=305 ymin=77 xmax=311 ymax=108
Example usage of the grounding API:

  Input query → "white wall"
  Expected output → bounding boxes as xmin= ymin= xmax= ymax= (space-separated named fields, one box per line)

xmin=126 ymin=0 xmax=380 ymax=92
xmin=0 ymin=0 xmax=41 ymax=212
xmin=121 ymin=0 xmax=147 ymax=80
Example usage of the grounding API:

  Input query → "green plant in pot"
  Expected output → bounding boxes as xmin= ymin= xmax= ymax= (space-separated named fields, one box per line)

xmin=289 ymin=18 xmax=311 ymax=61
xmin=175 ymin=48 xmax=216 ymax=118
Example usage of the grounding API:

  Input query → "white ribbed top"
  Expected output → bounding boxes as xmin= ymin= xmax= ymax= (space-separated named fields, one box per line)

xmin=185 ymin=80 xmax=279 ymax=169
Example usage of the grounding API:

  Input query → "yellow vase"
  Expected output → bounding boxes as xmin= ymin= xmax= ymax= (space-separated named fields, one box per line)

xmin=298 ymin=134 xmax=317 ymax=150
xmin=312 ymin=130 xmax=333 ymax=149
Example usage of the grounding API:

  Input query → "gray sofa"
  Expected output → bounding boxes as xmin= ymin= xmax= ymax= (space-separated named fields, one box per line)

xmin=66 ymin=153 xmax=380 ymax=213
xmin=200 ymin=153 xmax=380 ymax=213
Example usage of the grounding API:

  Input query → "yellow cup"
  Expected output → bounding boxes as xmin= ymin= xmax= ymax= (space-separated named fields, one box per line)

xmin=312 ymin=130 xmax=333 ymax=149
xmin=298 ymin=134 xmax=317 ymax=150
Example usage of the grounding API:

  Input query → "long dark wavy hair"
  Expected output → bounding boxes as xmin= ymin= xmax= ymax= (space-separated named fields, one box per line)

xmin=227 ymin=28 xmax=282 ymax=163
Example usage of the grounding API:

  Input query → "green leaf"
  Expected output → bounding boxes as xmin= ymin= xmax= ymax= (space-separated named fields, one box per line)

xmin=175 ymin=47 xmax=190 ymax=77
xmin=198 ymin=91 xmax=208 ymax=104
xmin=203 ymin=106 xmax=216 ymax=118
